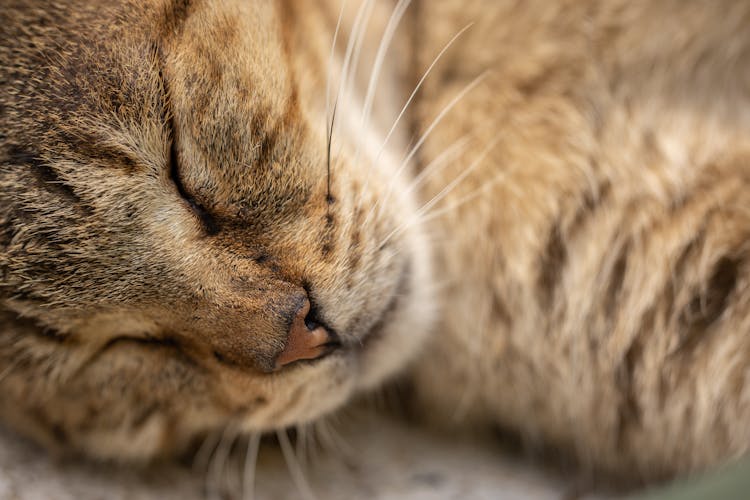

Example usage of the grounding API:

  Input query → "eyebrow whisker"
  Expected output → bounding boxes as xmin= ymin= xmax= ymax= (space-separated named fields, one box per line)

xmin=325 ymin=0 xmax=347 ymax=203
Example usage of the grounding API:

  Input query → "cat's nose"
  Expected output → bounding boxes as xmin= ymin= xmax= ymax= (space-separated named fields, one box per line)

xmin=274 ymin=298 xmax=339 ymax=369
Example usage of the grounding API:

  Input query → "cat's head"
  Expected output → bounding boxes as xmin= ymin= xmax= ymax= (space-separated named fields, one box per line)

xmin=0 ymin=0 xmax=433 ymax=458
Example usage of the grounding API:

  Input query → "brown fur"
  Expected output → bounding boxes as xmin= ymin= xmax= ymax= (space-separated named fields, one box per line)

xmin=410 ymin=0 xmax=750 ymax=482
xmin=1 ymin=0 xmax=750 ymax=486
xmin=0 ymin=0 xmax=432 ymax=460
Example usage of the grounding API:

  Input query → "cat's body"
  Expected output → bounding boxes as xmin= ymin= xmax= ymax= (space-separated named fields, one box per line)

xmin=1 ymin=0 xmax=749 ymax=486
xmin=411 ymin=0 xmax=750 ymax=480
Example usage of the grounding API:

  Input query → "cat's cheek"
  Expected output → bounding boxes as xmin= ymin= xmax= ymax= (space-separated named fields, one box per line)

xmin=356 ymin=225 xmax=436 ymax=391
xmin=353 ymin=278 xmax=435 ymax=390
xmin=355 ymin=305 xmax=434 ymax=391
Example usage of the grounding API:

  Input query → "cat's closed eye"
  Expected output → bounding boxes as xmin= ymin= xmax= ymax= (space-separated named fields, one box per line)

xmin=0 ymin=0 xmax=433 ymax=461
xmin=4 ymin=0 xmax=750 ymax=490
xmin=168 ymin=121 xmax=220 ymax=236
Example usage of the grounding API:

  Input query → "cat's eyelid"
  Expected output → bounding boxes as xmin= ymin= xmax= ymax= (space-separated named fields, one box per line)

xmin=154 ymin=43 xmax=219 ymax=236
xmin=168 ymin=120 xmax=220 ymax=236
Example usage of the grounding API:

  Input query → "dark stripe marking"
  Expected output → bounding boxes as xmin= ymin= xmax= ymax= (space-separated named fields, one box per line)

xmin=537 ymin=222 xmax=567 ymax=308
xmin=673 ymin=256 xmax=738 ymax=356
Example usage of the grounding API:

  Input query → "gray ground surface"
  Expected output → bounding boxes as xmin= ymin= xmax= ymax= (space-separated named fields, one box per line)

xmin=0 ymin=411 xmax=597 ymax=500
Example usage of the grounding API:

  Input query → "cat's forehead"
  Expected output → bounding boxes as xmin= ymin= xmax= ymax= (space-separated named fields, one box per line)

xmin=165 ymin=0 xmax=325 ymax=214
xmin=11 ymin=0 xmax=326 ymax=218
xmin=167 ymin=0 xmax=291 ymax=110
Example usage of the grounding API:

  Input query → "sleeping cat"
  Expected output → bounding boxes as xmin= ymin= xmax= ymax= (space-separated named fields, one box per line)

xmin=1 ymin=0 xmax=749 ymax=486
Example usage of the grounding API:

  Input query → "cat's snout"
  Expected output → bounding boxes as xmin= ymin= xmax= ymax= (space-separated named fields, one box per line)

xmin=274 ymin=297 xmax=341 ymax=370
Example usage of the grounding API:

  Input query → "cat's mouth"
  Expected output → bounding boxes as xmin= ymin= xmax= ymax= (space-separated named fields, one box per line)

xmin=279 ymin=257 xmax=412 ymax=370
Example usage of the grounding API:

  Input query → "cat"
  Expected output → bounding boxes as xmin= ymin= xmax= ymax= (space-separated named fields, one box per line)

xmin=409 ymin=0 xmax=750 ymax=482
xmin=1 ymin=0 xmax=749 ymax=487
xmin=0 ymin=0 xmax=434 ymax=462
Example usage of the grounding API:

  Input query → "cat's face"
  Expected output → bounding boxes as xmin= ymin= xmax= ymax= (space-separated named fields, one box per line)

xmin=0 ymin=0 xmax=432 ymax=458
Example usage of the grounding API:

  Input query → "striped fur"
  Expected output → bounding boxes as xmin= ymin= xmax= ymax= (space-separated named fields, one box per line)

xmin=410 ymin=0 xmax=750 ymax=483
xmin=2 ymin=0 xmax=750 ymax=486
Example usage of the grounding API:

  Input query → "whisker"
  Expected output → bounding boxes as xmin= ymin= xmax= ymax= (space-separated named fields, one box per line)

xmin=406 ymin=134 xmax=474 ymax=194
xmin=379 ymin=133 xmax=500 ymax=248
xmin=353 ymin=0 xmax=412 ymax=168
xmin=375 ymin=23 xmax=473 ymax=164
xmin=327 ymin=99 xmax=338 ymax=201
xmin=306 ymin=418 xmax=352 ymax=474
xmin=375 ymin=72 xmax=488 ymax=220
xmin=342 ymin=0 xmax=376 ymax=118
xmin=192 ymin=428 xmax=221 ymax=476
xmin=316 ymin=418 xmax=356 ymax=459
xmin=336 ymin=0 xmax=371 ymax=106
xmin=388 ymin=167 xmax=518 ymax=260
xmin=359 ymin=23 xmax=474 ymax=218
xmin=419 ymin=163 xmax=523 ymax=225
xmin=311 ymin=419 xmax=337 ymax=456
xmin=414 ymin=134 xmax=501 ymax=215
xmin=326 ymin=0 xmax=348 ymax=201
xmin=338 ymin=0 xmax=378 ymax=211
xmin=277 ymin=429 xmax=317 ymax=500
xmin=242 ymin=433 xmax=261 ymax=500
xmin=397 ymin=72 xmax=487 ymax=184
xmin=330 ymin=0 xmax=373 ymax=164
xmin=330 ymin=0 xmax=376 ymax=210
xmin=363 ymin=132 xmax=474 ymax=227
xmin=295 ymin=423 xmax=310 ymax=472
xmin=326 ymin=0 xmax=347 ymax=135
xmin=207 ymin=425 xmax=238 ymax=500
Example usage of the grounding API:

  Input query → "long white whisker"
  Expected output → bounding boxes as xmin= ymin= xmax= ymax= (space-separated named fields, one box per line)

xmin=317 ymin=418 xmax=356 ymax=459
xmin=376 ymin=72 xmax=488 ymax=218
xmin=326 ymin=0 xmax=347 ymax=136
xmin=325 ymin=0 xmax=348 ymax=198
xmin=330 ymin=0 xmax=373 ymax=154
xmin=379 ymin=133 xmax=500 ymax=248
xmin=295 ymin=424 xmax=309 ymax=472
xmin=406 ymin=134 xmax=474 ymax=195
xmin=277 ymin=429 xmax=317 ymax=500
xmin=417 ymin=135 xmax=499 ymax=214
xmin=418 ymin=162 xmax=522 ymax=225
xmin=359 ymin=24 xmax=473 ymax=217
xmin=335 ymin=0 xmax=377 ymax=205
xmin=242 ymin=433 xmax=261 ymax=500
xmin=207 ymin=426 xmax=237 ymax=500
xmin=312 ymin=420 xmax=337 ymax=456
xmin=363 ymin=132 xmax=473 ymax=227
xmin=375 ymin=23 xmax=473 ymax=163
xmin=401 ymin=71 xmax=488 ymax=175
xmin=386 ymin=171 xmax=514 ymax=255
xmin=342 ymin=0 xmax=376 ymax=117
xmin=354 ymin=0 xmax=412 ymax=166
xmin=192 ymin=429 xmax=221 ymax=475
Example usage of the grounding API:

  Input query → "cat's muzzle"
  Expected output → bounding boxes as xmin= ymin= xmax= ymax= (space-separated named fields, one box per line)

xmin=274 ymin=297 xmax=341 ymax=370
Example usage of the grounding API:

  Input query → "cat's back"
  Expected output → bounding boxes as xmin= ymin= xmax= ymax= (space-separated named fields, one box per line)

xmin=409 ymin=0 xmax=750 ymax=481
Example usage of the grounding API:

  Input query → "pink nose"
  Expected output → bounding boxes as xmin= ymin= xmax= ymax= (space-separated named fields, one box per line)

xmin=274 ymin=299 xmax=337 ymax=369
